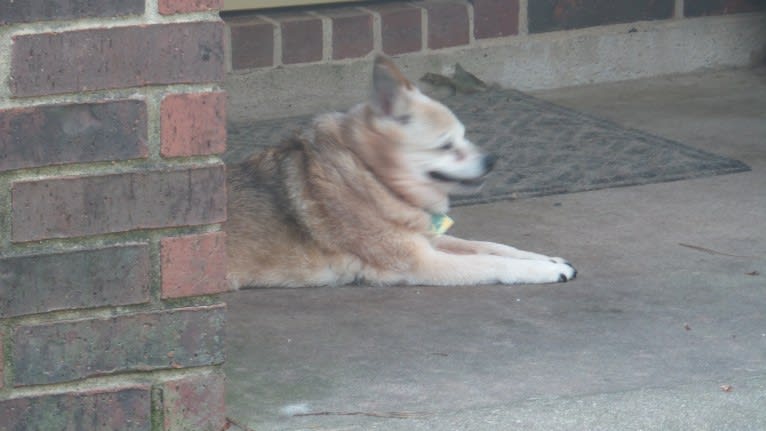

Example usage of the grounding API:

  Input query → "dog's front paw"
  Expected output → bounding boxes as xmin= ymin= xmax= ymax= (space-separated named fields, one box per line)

xmin=544 ymin=258 xmax=577 ymax=282
xmin=557 ymin=262 xmax=577 ymax=282
xmin=499 ymin=260 xmax=577 ymax=285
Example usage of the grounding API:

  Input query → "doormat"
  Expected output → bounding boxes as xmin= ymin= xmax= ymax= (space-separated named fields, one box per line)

xmin=225 ymin=88 xmax=750 ymax=206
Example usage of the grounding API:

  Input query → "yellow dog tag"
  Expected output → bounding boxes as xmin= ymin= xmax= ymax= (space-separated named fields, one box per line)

xmin=430 ymin=213 xmax=454 ymax=235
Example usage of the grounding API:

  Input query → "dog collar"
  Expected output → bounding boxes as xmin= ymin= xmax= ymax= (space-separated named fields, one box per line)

xmin=430 ymin=213 xmax=454 ymax=235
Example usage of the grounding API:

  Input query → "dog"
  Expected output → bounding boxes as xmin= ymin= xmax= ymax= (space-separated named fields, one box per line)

xmin=226 ymin=55 xmax=576 ymax=288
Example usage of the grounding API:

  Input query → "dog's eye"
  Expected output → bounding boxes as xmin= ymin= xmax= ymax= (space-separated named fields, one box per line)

xmin=439 ymin=142 xmax=454 ymax=151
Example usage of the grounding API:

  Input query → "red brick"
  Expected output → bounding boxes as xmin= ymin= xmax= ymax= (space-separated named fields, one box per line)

xmin=161 ymin=91 xmax=226 ymax=158
xmin=161 ymin=232 xmax=228 ymax=299
xmin=228 ymin=17 xmax=275 ymax=70
xmin=685 ymin=0 xmax=766 ymax=16
xmin=12 ymin=305 xmax=225 ymax=386
xmin=11 ymin=164 xmax=226 ymax=243
xmin=370 ymin=3 xmax=423 ymax=55
xmin=162 ymin=372 xmax=225 ymax=431
xmin=159 ymin=0 xmax=222 ymax=15
xmin=277 ymin=14 xmax=324 ymax=64
xmin=0 ymin=0 xmax=143 ymax=25
xmin=528 ymin=0 xmax=674 ymax=33
xmin=11 ymin=22 xmax=224 ymax=97
xmin=0 ymin=386 xmax=151 ymax=430
xmin=421 ymin=1 xmax=470 ymax=49
xmin=472 ymin=0 xmax=519 ymax=39
xmin=325 ymin=8 xmax=374 ymax=60
xmin=0 ymin=100 xmax=148 ymax=172
xmin=0 ymin=245 xmax=150 ymax=318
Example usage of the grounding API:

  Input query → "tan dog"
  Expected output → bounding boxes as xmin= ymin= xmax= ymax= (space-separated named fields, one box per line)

xmin=226 ymin=55 xmax=576 ymax=288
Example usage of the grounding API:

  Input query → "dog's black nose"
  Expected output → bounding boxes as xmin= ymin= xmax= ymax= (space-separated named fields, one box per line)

xmin=483 ymin=154 xmax=498 ymax=172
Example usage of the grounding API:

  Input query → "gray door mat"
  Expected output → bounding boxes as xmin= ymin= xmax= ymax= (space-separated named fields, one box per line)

xmin=225 ymin=88 xmax=750 ymax=206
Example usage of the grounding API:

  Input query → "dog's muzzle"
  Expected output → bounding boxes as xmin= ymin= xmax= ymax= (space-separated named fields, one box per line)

xmin=428 ymin=153 xmax=498 ymax=187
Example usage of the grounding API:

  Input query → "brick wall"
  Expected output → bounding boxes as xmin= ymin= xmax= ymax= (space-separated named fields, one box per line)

xmin=0 ymin=1 xmax=229 ymax=430
xmin=225 ymin=0 xmax=766 ymax=71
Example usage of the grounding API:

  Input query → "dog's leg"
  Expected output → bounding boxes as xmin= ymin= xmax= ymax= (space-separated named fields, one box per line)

xmin=432 ymin=235 xmax=571 ymax=264
xmin=367 ymin=237 xmax=575 ymax=286
xmin=415 ymin=248 xmax=575 ymax=285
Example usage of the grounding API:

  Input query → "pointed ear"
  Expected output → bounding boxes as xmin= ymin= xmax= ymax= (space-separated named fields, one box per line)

xmin=371 ymin=55 xmax=414 ymax=117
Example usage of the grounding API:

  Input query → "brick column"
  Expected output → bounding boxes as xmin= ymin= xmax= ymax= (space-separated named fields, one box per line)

xmin=0 ymin=1 xmax=229 ymax=430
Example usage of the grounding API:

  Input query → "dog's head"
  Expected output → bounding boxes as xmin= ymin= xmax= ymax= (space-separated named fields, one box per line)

xmin=357 ymin=55 xmax=496 ymax=214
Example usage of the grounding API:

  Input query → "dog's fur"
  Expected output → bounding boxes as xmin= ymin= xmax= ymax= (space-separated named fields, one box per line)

xmin=226 ymin=56 xmax=576 ymax=288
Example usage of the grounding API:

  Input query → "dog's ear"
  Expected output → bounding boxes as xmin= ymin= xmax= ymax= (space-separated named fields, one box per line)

xmin=371 ymin=55 xmax=414 ymax=118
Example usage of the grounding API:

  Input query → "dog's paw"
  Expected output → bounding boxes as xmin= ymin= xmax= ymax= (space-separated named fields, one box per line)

xmin=546 ymin=258 xmax=576 ymax=282
xmin=557 ymin=263 xmax=577 ymax=282
xmin=498 ymin=260 xmax=577 ymax=285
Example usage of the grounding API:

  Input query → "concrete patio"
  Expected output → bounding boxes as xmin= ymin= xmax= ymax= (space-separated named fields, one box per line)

xmin=223 ymin=66 xmax=766 ymax=430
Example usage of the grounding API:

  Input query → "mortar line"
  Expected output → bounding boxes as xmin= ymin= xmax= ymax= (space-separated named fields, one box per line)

xmin=258 ymin=14 xmax=282 ymax=66
xmin=518 ymin=0 xmax=529 ymax=35
xmin=0 ymin=83 xmax=219 ymax=110
xmin=466 ymin=0 xmax=476 ymax=45
xmin=223 ymin=21 xmax=233 ymax=73
xmin=145 ymin=0 xmax=161 ymax=20
xmin=150 ymin=385 xmax=165 ymax=431
xmin=0 ymin=320 xmax=11 ymax=390
xmin=0 ymin=178 xmax=11 ymax=252
xmin=1 ymin=218 xmax=223 ymax=261
xmin=0 ymin=366 xmax=224 ymax=401
xmin=149 ymin=235 xmax=164 ymax=306
xmin=6 ymin=302 xmax=226 ymax=334
xmin=419 ymin=4 xmax=428 ymax=52
xmin=0 ymin=27 xmax=12 ymax=100
xmin=1 ymin=154 xmax=224 ymax=185
xmin=308 ymin=11 xmax=332 ymax=61
xmin=358 ymin=6 xmax=382 ymax=53
xmin=146 ymin=91 xmax=163 ymax=161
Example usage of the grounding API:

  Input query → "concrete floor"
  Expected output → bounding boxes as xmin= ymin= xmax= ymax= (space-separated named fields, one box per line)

xmin=223 ymin=67 xmax=766 ymax=430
